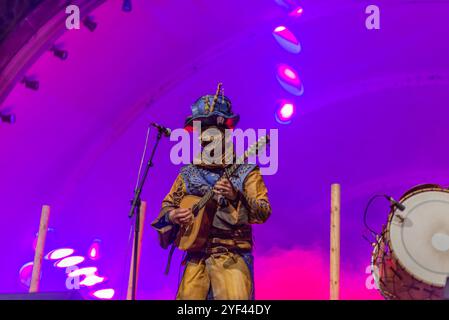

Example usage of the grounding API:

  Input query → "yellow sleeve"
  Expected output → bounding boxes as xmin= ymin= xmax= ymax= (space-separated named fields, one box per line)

xmin=150 ymin=174 xmax=186 ymax=248
xmin=238 ymin=168 xmax=272 ymax=224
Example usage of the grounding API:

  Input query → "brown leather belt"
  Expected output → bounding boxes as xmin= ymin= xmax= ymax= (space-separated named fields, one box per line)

xmin=208 ymin=227 xmax=253 ymax=241
xmin=183 ymin=238 xmax=252 ymax=264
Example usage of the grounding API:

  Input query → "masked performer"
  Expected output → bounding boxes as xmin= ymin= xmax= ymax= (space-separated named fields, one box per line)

xmin=151 ymin=84 xmax=271 ymax=300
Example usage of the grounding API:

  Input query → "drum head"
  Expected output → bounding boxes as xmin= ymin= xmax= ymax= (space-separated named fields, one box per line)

xmin=389 ymin=188 xmax=449 ymax=286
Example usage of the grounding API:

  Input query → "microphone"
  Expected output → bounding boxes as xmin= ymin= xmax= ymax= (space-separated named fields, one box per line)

xmin=151 ymin=122 xmax=171 ymax=137
xmin=385 ymin=195 xmax=406 ymax=212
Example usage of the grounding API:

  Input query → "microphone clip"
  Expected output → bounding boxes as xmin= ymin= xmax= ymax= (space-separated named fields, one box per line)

xmin=385 ymin=195 xmax=406 ymax=212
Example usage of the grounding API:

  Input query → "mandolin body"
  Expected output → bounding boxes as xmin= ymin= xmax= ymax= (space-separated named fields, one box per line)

xmin=175 ymin=195 xmax=217 ymax=251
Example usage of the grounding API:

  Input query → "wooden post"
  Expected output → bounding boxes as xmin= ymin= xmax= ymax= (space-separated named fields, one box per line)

xmin=29 ymin=205 xmax=51 ymax=293
xmin=330 ymin=184 xmax=341 ymax=300
xmin=127 ymin=201 xmax=147 ymax=300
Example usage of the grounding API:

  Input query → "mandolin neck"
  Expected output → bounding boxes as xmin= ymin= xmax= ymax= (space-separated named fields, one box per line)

xmin=193 ymin=163 xmax=240 ymax=213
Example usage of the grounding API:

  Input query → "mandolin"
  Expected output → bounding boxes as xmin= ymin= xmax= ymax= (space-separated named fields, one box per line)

xmin=175 ymin=135 xmax=270 ymax=251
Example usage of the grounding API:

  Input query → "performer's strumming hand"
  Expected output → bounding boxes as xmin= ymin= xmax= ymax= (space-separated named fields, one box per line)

xmin=168 ymin=208 xmax=193 ymax=225
xmin=214 ymin=178 xmax=238 ymax=201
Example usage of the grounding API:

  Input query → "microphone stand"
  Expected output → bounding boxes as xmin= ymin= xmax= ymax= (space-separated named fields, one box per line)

xmin=128 ymin=129 xmax=163 ymax=300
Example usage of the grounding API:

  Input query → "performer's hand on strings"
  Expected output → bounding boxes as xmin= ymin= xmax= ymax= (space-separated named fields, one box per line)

xmin=214 ymin=178 xmax=238 ymax=201
xmin=168 ymin=208 xmax=193 ymax=225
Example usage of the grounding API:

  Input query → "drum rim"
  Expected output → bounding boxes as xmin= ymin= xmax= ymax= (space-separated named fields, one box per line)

xmin=371 ymin=236 xmax=399 ymax=299
xmin=385 ymin=184 xmax=449 ymax=288
xmin=399 ymin=183 xmax=443 ymax=201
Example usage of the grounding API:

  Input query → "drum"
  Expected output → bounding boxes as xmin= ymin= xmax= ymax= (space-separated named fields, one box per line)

xmin=372 ymin=184 xmax=449 ymax=299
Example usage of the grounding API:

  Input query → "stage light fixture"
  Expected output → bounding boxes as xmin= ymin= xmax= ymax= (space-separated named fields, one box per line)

xmin=273 ymin=25 xmax=301 ymax=53
xmin=50 ymin=46 xmax=68 ymax=60
xmin=122 ymin=0 xmax=132 ymax=12
xmin=45 ymin=248 xmax=74 ymax=260
xmin=54 ymin=256 xmax=85 ymax=268
xmin=276 ymin=64 xmax=304 ymax=96
xmin=83 ymin=16 xmax=97 ymax=32
xmin=80 ymin=274 xmax=105 ymax=287
xmin=88 ymin=239 xmax=101 ymax=260
xmin=275 ymin=101 xmax=296 ymax=124
xmin=92 ymin=288 xmax=115 ymax=299
xmin=21 ymin=77 xmax=39 ymax=91
xmin=19 ymin=262 xmax=33 ymax=287
xmin=0 ymin=112 xmax=16 ymax=124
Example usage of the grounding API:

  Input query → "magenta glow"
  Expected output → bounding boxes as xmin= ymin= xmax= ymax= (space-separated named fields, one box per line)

xmin=88 ymin=240 xmax=101 ymax=260
xmin=277 ymin=64 xmax=300 ymax=84
xmin=276 ymin=64 xmax=304 ymax=96
xmin=289 ymin=6 xmax=304 ymax=17
xmin=19 ymin=262 xmax=33 ymax=287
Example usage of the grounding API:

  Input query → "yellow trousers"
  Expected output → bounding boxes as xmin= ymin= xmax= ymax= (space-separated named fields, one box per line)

xmin=176 ymin=252 xmax=253 ymax=300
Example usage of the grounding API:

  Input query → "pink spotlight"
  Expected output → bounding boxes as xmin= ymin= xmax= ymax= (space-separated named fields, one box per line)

xmin=284 ymin=68 xmax=296 ymax=80
xmin=92 ymin=288 xmax=115 ymax=300
xmin=277 ymin=65 xmax=300 ymax=85
xmin=19 ymin=262 xmax=34 ymax=287
xmin=280 ymin=103 xmax=294 ymax=119
xmin=68 ymin=267 xmax=98 ymax=278
xmin=272 ymin=25 xmax=301 ymax=53
xmin=276 ymin=64 xmax=304 ymax=96
xmin=289 ymin=6 xmax=304 ymax=17
xmin=89 ymin=247 xmax=97 ymax=259
xmin=88 ymin=240 xmax=101 ymax=260
xmin=45 ymin=248 xmax=75 ymax=260
xmin=55 ymin=256 xmax=85 ymax=268
xmin=276 ymin=102 xmax=296 ymax=124
xmin=80 ymin=274 xmax=105 ymax=287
